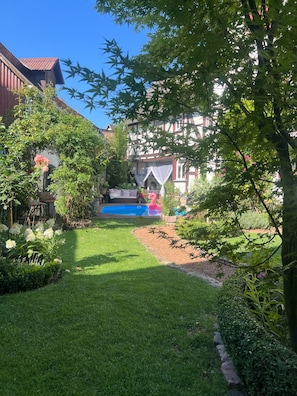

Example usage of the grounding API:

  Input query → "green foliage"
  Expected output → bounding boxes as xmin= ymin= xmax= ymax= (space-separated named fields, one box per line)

xmin=239 ymin=210 xmax=270 ymax=230
xmin=0 ymin=259 xmax=61 ymax=295
xmin=48 ymin=158 xmax=97 ymax=221
xmin=188 ymin=176 xmax=275 ymax=240
xmin=190 ymin=172 xmax=278 ymax=229
xmin=5 ymin=85 xmax=59 ymax=165
xmin=0 ymin=220 xmax=63 ymax=294
xmin=5 ymin=85 xmax=110 ymax=223
xmin=0 ymin=117 xmax=5 ymax=135
xmin=242 ymin=269 xmax=288 ymax=345
xmin=0 ymin=155 xmax=38 ymax=210
xmin=218 ymin=273 xmax=297 ymax=395
xmin=0 ymin=220 xmax=63 ymax=264
xmin=176 ymin=218 xmax=225 ymax=247
xmin=114 ymin=182 xmax=135 ymax=189
xmin=0 ymin=154 xmax=41 ymax=226
xmin=46 ymin=110 xmax=109 ymax=223
xmin=188 ymin=177 xmax=213 ymax=207
xmin=161 ymin=181 xmax=180 ymax=216
xmin=176 ymin=216 xmax=281 ymax=267
xmin=176 ymin=217 xmax=240 ymax=260
xmin=106 ymin=123 xmax=131 ymax=187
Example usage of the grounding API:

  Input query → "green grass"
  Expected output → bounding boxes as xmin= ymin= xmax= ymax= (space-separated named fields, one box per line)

xmin=0 ymin=218 xmax=227 ymax=396
xmin=222 ymin=232 xmax=282 ymax=265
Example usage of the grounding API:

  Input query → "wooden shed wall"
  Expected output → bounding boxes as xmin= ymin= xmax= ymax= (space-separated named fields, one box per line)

xmin=0 ymin=58 xmax=24 ymax=120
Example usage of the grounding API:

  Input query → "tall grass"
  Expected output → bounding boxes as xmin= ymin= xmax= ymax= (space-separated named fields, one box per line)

xmin=0 ymin=218 xmax=227 ymax=395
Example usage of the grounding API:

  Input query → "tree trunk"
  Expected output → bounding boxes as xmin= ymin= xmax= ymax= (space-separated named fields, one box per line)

xmin=9 ymin=201 xmax=13 ymax=229
xmin=282 ymin=183 xmax=297 ymax=352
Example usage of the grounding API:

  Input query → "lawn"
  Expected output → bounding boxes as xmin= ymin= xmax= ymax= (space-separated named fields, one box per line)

xmin=223 ymin=232 xmax=282 ymax=266
xmin=0 ymin=218 xmax=228 ymax=396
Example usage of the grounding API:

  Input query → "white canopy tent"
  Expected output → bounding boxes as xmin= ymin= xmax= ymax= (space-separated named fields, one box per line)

xmin=133 ymin=161 xmax=173 ymax=196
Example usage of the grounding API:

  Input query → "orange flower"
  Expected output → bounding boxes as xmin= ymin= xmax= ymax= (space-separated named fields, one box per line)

xmin=34 ymin=155 xmax=50 ymax=172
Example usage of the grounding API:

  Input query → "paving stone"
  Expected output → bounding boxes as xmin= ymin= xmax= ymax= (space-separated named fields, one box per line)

xmin=221 ymin=360 xmax=242 ymax=387
xmin=216 ymin=344 xmax=229 ymax=362
xmin=214 ymin=331 xmax=223 ymax=345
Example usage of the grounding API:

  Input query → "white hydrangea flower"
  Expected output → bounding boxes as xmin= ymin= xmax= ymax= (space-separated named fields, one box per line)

xmin=0 ymin=224 xmax=8 ymax=232
xmin=43 ymin=228 xmax=54 ymax=239
xmin=24 ymin=228 xmax=36 ymax=242
xmin=9 ymin=223 xmax=22 ymax=235
xmin=45 ymin=218 xmax=55 ymax=227
xmin=6 ymin=239 xmax=16 ymax=249
xmin=35 ymin=222 xmax=44 ymax=233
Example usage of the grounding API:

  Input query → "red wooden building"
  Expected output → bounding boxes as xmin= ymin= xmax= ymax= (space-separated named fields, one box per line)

xmin=0 ymin=42 xmax=64 ymax=125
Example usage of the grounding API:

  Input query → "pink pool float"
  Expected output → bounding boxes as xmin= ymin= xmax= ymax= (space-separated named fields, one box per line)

xmin=148 ymin=192 xmax=161 ymax=211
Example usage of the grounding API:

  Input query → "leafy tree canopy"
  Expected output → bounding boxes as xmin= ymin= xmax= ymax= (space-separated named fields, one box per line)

xmin=65 ymin=1 xmax=297 ymax=126
xmin=64 ymin=0 xmax=297 ymax=351
xmin=4 ymin=85 xmax=110 ymax=223
xmin=106 ymin=122 xmax=131 ymax=187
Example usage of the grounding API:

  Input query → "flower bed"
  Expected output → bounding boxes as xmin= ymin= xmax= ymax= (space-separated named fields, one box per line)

xmin=0 ymin=220 xmax=63 ymax=294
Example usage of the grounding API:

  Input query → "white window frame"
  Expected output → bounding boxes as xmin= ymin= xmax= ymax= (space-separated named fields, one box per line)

xmin=176 ymin=159 xmax=186 ymax=180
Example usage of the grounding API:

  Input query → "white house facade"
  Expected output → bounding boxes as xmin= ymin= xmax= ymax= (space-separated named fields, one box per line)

xmin=127 ymin=112 xmax=213 ymax=196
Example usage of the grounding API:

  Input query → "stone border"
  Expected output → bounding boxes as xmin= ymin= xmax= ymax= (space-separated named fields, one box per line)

xmin=214 ymin=329 xmax=246 ymax=395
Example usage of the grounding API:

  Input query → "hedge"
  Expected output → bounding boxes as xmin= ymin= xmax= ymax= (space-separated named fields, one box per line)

xmin=217 ymin=273 xmax=297 ymax=396
xmin=0 ymin=261 xmax=62 ymax=295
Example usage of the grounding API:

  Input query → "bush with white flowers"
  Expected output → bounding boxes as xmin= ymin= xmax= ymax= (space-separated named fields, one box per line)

xmin=0 ymin=219 xmax=64 ymax=294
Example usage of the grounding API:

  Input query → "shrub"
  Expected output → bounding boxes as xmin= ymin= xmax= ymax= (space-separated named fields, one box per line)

xmin=0 ymin=259 xmax=62 ymax=294
xmin=161 ymin=181 xmax=180 ymax=216
xmin=217 ymin=273 xmax=297 ymax=395
xmin=176 ymin=218 xmax=212 ymax=241
xmin=176 ymin=218 xmax=240 ymax=259
xmin=0 ymin=219 xmax=64 ymax=294
xmin=0 ymin=220 xmax=63 ymax=262
xmin=177 ymin=218 xmax=240 ymax=242
xmin=239 ymin=210 xmax=270 ymax=230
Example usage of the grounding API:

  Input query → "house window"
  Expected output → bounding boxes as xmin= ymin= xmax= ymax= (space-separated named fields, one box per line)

xmin=176 ymin=159 xmax=186 ymax=180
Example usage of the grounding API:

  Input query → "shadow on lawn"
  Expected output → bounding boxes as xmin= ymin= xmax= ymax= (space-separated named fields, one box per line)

xmin=61 ymin=218 xmax=155 ymax=275
xmin=73 ymin=250 xmax=140 ymax=271
xmin=93 ymin=217 xmax=161 ymax=230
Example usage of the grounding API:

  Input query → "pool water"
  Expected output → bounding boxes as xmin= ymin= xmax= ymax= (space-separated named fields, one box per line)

xmin=101 ymin=205 xmax=161 ymax=217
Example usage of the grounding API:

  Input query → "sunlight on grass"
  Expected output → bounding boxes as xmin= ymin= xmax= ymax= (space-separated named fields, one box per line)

xmin=0 ymin=219 xmax=228 ymax=396
xmin=224 ymin=232 xmax=282 ymax=265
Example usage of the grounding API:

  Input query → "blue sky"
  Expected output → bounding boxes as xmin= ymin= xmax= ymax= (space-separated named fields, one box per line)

xmin=1 ymin=0 xmax=148 ymax=128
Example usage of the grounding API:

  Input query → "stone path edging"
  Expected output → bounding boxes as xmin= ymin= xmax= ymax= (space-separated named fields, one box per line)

xmin=214 ymin=330 xmax=246 ymax=395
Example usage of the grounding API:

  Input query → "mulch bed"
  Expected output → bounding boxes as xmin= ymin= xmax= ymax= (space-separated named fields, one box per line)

xmin=133 ymin=224 xmax=237 ymax=286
